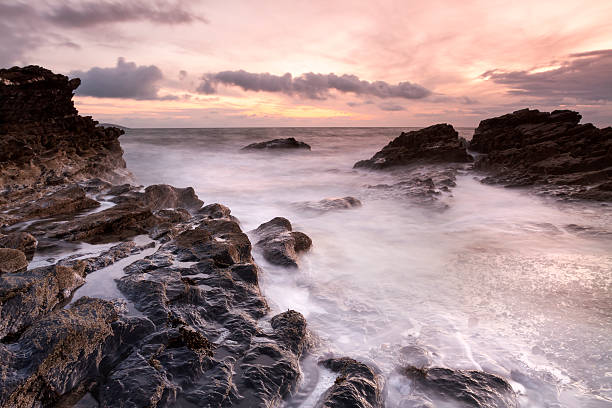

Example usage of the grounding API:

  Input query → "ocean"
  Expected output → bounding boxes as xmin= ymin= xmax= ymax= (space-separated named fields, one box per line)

xmin=118 ymin=127 xmax=611 ymax=407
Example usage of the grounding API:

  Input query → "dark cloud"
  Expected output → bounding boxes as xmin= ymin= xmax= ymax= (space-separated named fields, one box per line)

xmin=198 ymin=70 xmax=430 ymax=100
xmin=482 ymin=49 xmax=612 ymax=102
xmin=46 ymin=0 xmax=207 ymax=27
xmin=70 ymin=57 xmax=174 ymax=100
xmin=378 ymin=103 xmax=405 ymax=111
xmin=0 ymin=3 xmax=42 ymax=66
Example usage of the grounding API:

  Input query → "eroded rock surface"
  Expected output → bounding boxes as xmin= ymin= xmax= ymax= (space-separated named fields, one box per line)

xmin=0 ymin=248 xmax=28 ymax=274
xmin=242 ymin=137 xmax=311 ymax=150
xmin=0 ymin=66 xmax=129 ymax=190
xmin=469 ymin=109 xmax=612 ymax=200
xmin=354 ymin=124 xmax=472 ymax=169
xmin=251 ymin=217 xmax=312 ymax=267
xmin=401 ymin=366 xmax=519 ymax=408
xmin=316 ymin=357 xmax=385 ymax=408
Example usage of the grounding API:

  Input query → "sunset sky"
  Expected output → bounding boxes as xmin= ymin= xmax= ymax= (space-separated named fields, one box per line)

xmin=2 ymin=0 xmax=611 ymax=127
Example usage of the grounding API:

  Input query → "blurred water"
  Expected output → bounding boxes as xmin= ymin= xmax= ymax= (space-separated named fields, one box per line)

xmin=121 ymin=127 xmax=612 ymax=407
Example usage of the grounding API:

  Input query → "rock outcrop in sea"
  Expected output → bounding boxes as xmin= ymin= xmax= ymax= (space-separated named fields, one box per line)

xmin=469 ymin=108 xmax=612 ymax=200
xmin=242 ymin=137 xmax=311 ymax=150
xmin=355 ymin=124 xmax=472 ymax=207
xmin=354 ymin=124 xmax=472 ymax=169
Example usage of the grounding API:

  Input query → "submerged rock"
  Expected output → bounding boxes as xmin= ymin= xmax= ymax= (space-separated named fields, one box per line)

xmin=469 ymin=109 xmax=612 ymax=201
xmin=354 ymin=124 xmax=472 ymax=169
xmin=295 ymin=196 xmax=362 ymax=213
xmin=251 ymin=217 xmax=312 ymax=267
xmin=317 ymin=357 xmax=385 ymax=408
xmin=242 ymin=137 xmax=311 ymax=150
xmin=401 ymin=366 xmax=519 ymax=408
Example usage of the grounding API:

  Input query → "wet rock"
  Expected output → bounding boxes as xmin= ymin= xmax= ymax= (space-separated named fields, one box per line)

xmin=0 ymin=248 xmax=28 ymax=274
xmin=296 ymin=196 xmax=362 ymax=213
xmin=251 ymin=217 xmax=312 ymax=267
xmin=0 ymin=297 xmax=152 ymax=408
xmin=0 ymin=262 xmax=86 ymax=339
xmin=242 ymin=137 xmax=311 ymax=150
xmin=365 ymin=166 xmax=459 ymax=209
xmin=0 ymin=232 xmax=37 ymax=259
xmin=11 ymin=184 xmax=100 ymax=222
xmin=198 ymin=202 xmax=233 ymax=219
xmin=45 ymin=203 xmax=158 ymax=243
xmin=0 ymin=66 xmax=129 ymax=190
xmin=316 ymin=357 xmax=385 ymax=408
xmin=354 ymin=124 xmax=472 ymax=169
xmin=110 ymin=184 xmax=204 ymax=212
xmin=469 ymin=109 xmax=612 ymax=201
xmin=401 ymin=366 xmax=519 ymax=408
xmin=110 ymin=210 xmax=310 ymax=407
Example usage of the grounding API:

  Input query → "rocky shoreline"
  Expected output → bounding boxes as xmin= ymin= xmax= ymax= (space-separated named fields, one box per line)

xmin=1 ymin=66 xmax=609 ymax=407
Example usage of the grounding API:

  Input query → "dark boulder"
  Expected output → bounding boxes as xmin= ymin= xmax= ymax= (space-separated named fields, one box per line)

xmin=110 ymin=184 xmax=204 ymax=212
xmin=401 ymin=366 xmax=518 ymax=408
xmin=469 ymin=109 xmax=612 ymax=200
xmin=251 ymin=217 xmax=312 ymax=267
xmin=316 ymin=357 xmax=385 ymax=408
xmin=355 ymin=124 xmax=472 ymax=169
xmin=242 ymin=137 xmax=311 ymax=150
xmin=198 ymin=202 xmax=233 ymax=219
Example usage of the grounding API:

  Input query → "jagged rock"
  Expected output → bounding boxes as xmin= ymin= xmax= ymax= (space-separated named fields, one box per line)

xmin=0 ymin=66 xmax=130 ymax=189
xmin=0 ymin=232 xmax=37 ymax=259
xmin=317 ymin=357 xmax=385 ymax=408
xmin=296 ymin=197 xmax=362 ymax=213
xmin=0 ymin=248 xmax=28 ymax=274
xmin=110 ymin=184 xmax=204 ymax=212
xmin=198 ymin=203 xmax=232 ymax=219
xmin=242 ymin=137 xmax=311 ymax=150
xmin=109 ymin=210 xmax=310 ymax=407
xmin=469 ymin=109 xmax=612 ymax=200
xmin=401 ymin=366 xmax=519 ymax=408
xmin=7 ymin=184 xmax=99 ymax=225
xmin=354 ymin=124 xmax=472 ymax=169
xmin=44 ymin=203 xmax=158 ymax=243
xmin=365 ymin=166 xmax=458 ymax=210
xmin=251 ymin=217 xmax=312 ymax=267
xmin=0 ymin=262 xmax=85 ymax=339
xmin=0 ymin=297 xmax=153 ymax=407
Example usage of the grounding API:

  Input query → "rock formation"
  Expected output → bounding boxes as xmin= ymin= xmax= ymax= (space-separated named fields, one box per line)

xmin=251 ymin=217 xmax=313 ymax=267
xmin=401 ymin=366 xmax=519 ymax=408
xmin=242 ymin=137 xmax=311 ymax=150
xmin=0 ymin=65 xmax=129 ymax=190
xmin=469 ymin=109 xmax=612 ymax=200
xmin=354 ymin=124 xmax=472 ymax=169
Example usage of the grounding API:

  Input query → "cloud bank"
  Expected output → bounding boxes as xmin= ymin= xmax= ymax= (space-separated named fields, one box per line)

xmin=47 ymin=0 xmax=207 ymax=27
xmin=71 ymin=58 xmax=173 ymax=100
xmin=198 ymin=70 xmax=431 ymax=100
xmin=482 ymin=49 xmax=612 ymax=102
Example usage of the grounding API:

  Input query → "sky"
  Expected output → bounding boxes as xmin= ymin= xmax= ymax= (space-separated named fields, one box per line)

xmin=1 ymin=0 xmax=611 ymax=127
